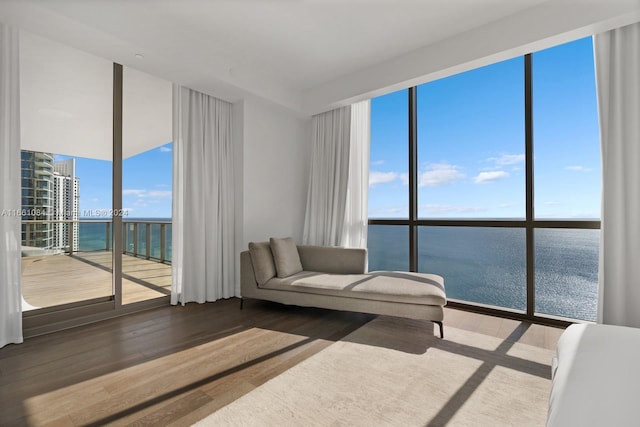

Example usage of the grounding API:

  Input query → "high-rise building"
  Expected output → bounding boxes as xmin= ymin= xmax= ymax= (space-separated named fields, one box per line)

xmin=21 ymin=151 xmax=80 ymax=252
xmin=21 ymin=150 xmax=54 ymax=248
xmin=52 ymin=158 xmax=80 ymax=251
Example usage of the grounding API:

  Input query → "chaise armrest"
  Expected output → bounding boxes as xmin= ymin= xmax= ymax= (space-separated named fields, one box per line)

xmin=297 ymin=245 xmax=367 ymax=274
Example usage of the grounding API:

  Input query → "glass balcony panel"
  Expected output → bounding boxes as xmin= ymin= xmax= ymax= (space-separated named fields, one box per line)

xmin=137 ymin=224 xmax=147 ymax=257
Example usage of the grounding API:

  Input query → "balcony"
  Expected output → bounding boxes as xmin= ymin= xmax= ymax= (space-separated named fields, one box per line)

xmin=21 ymin=219 xmax=172 ymax=311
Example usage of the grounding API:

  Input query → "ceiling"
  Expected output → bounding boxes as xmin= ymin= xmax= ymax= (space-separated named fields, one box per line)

xmin=1 ymin=0 xmax=639 ymax=115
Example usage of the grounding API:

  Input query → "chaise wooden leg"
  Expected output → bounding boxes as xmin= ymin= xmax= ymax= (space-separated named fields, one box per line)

xmin=434 ymin=321 xmax=444 ymax=339
xmin=240 ymin=298 xmax=244 ymax=310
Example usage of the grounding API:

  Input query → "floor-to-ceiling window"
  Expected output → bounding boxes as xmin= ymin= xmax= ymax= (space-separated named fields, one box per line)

xmin=368 ymin=89 xmax=409 ymax=271
xmin=531 ymin=38 xmax=600 ymax=321
xmin=416 ymin=56 xmax=527 ymax=313
xmin=368 ymin=37 xmax=600 ymax=323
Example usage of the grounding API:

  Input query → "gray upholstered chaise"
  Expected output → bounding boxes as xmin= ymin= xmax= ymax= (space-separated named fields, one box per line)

xmin=240 ymin=240 xmax=447 ymax=338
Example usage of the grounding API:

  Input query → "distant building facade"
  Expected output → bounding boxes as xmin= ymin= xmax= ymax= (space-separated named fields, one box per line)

xmin=53 ymin=158 xmax=80 ymax=251
xmin=21 ymin=151 xmax=80 ymax=251
xmin=21 ymin=150 xmax=54 ymax=248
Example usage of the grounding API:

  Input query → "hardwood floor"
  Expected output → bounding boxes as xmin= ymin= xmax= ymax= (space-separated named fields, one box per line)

xmin=0 ymin=301 xmax=564 ymax=426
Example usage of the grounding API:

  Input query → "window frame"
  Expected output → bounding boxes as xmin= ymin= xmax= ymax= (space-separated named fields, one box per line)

xmin=368 ymin=52 xmax=600 ymax=327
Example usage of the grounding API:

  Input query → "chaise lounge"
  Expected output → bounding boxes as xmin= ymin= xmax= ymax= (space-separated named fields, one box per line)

xmin=240 ymin=237 xmax=447 ymax=337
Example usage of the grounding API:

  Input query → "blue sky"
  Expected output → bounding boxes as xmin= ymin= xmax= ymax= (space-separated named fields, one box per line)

xmin=369 ymin=36 xmax=601 ymax=219
xmin=57 ymin=142 xmax=173 ymax=219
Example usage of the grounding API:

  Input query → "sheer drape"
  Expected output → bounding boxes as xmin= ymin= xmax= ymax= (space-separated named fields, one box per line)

xmin=303 ymin=101 xmax=371 ymax=248
xmin=595 ymin=22 xmax=640 ymax=327
xmin=171 ymin=85 xmax=236 ymax=305
xmin=0 ymin=23 xmax=23 ymax=348
xmin=303 ymin=106 xmax=352 ymax=246
xmin=341 ymin=100 xmax=370 ymax=248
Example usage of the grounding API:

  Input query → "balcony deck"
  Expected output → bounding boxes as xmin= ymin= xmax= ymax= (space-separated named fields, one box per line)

xmin=22 ymin=251 xmax=172 ymax=310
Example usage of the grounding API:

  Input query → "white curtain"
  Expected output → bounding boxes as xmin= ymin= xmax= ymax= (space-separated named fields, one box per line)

xmin=303 ymin=105 xmax=351 ymax=246
xmin=595 ymin=22 xmax=640 ymax=327
xmin=171 ymin=85 xmax=236 ymax=305
xmin=303 ymin=101 xmax=370 ymax=248
xmin=341 ymin=100 xmax=370 ymax=248
xmin=0 ymin=24 xmax=23 ymax=348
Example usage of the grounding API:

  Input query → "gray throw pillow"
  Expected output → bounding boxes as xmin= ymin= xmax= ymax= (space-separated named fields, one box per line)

xmin=248 ymin=241 xmax=276 ymax=286
xmin=270 ymin=237 xmax=303 ymax=278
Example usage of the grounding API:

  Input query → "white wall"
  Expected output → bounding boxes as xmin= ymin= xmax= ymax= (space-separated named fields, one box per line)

xmin=240 ymin=96 xmax=311 ymax=247
xmin=302 ymin=0 xmax=640 ymax=114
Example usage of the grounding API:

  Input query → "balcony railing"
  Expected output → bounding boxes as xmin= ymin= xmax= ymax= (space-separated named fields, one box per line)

xmin=123 ymin=220 xmax=172 ymax=264
xmin=22 ymin=219 xmax=172 ymax=264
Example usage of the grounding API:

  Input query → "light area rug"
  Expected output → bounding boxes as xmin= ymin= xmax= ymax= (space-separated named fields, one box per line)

xmin=195 ymin=316 xmax=554 ymax=427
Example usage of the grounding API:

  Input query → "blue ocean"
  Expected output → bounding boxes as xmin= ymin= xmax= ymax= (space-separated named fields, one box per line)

xmin=368 ymin=225 xmax=599 ymax=321
xmin=78 ymin=219 xmax=172 ymax=261
xmin=79 ymin=220 xmax=597 ymax=321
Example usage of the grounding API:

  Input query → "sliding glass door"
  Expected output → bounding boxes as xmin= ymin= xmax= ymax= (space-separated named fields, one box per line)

xmin=122 ymin=66 xmax=173 ymax=305
xmin=19 ymin=30 xmax=172 ymax=331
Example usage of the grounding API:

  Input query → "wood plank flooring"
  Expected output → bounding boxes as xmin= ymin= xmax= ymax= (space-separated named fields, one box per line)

xmin=21 ymin=252 xmax=172 ymax=309
xmin=0 ymin=300 xmax=565 ymax=426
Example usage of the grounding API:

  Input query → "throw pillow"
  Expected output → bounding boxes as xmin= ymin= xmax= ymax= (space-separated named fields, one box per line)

xmin=270 ymin=237 xmax=303 ymax=278
xmin=248 ymin=241 xmax=276 ymax=286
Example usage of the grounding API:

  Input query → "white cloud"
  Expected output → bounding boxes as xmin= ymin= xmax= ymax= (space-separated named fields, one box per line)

xmin=145 ymin=190 xmax=172 ymax=199
xmin=369 ymin=206 xmax=408 ymax=217
xmin=419 ymin=163 xmax=465 ymax=187
xmin=123 ymin=189 xmax=171 ymax=211
xmin=400 ymin=173 xmax=409 ymax=186
xmin=565 ymin=165 xmax=592 ymax=172
xmin=124 ymin=189 xmax=171 ymax=199
xmin=371 ymin=160 xmax=385 ymax=166
xmin=422 ymin=204 xmax=486 ymax=214
xmin=159 ymin=146 xmax=172 ymax=153
xmin=487 ymin=153 xmax=525 ymax=166
xmin=369 ymin=171 xmax=400 ymax=186
xmin=474 ymin=171 xmax=509 ymax=184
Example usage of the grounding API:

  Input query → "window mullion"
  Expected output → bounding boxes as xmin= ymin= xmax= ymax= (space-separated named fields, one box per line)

xmin=409 ymin=86 xmax=418 ymax=272
xmin=525 ymin=54 xmax=535 ymax=318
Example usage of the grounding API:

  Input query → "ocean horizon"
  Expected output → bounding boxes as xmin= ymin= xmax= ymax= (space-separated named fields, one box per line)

xmin=368 ymin=225 xmax=598 ymax=321
xmin=78 ymin=219 xmax=597 ymax=321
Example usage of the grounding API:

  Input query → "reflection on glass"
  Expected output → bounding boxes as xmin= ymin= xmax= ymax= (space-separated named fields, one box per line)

xmin=367 ymin=225 xmax=409 ymax=271
xmin=417 ymin=57 xmax=525 ymax=219
xmin=418 ymin=226 xmax=526 ymax=311
xmin=535 ymin=228 xmax=599 ymax=321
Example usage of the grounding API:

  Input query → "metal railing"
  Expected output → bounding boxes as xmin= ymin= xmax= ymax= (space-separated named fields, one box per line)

xmin=22 ymin=219 xmax=172 ymax=264
xmin=123 ymin=220 xmax=172 ymax=264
